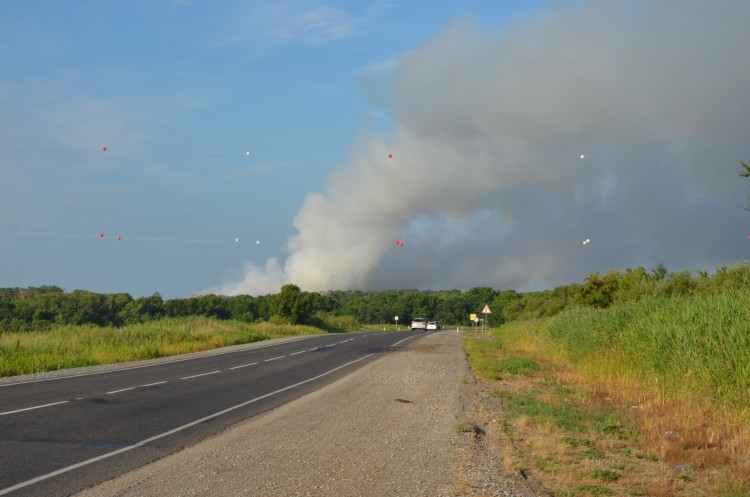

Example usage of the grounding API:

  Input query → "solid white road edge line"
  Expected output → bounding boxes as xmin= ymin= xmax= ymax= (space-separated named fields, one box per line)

xmin=391 ymin=334 xmax=420 ymax=347
xmin=0 ymin=353 xmax=376 ymax=496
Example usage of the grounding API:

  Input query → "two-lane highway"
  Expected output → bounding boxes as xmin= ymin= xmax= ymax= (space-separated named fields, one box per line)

xmin=0 ymin=329 xmax=431 ymax=497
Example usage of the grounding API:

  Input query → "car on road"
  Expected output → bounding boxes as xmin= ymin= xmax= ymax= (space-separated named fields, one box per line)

xmin=411 ymin=317 xmax=427 ymax=331
xmin=426 ymin=321 xmax=440 ymax=331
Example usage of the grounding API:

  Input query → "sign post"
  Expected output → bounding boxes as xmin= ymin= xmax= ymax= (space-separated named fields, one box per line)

xmin=394 ymin=316 xmax=399 ymax=331
xmin=481 ymin=304 xmax=492 ymax=335
xmin=469 ymin=313 xmax=478 ymax=332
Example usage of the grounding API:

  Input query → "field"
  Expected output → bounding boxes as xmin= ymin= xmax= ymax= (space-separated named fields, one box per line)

xmin=0 ymin=317 xmax=327 ymax=377
xmin=462 ymin=288 xmax=750 ymax=496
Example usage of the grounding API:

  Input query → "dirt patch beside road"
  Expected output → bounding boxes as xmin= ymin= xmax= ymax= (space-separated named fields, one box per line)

xmin=74 ymin=331 xmax=542 ymax=497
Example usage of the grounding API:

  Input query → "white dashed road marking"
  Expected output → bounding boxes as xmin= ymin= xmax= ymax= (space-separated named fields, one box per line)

xmin=180 ymin=371 xmax=220 ymax=380
xmin=0 ymin=400 xmax=70 ymax=417
xmin=106 ymin=387 xmax=136 ymax=395
xmin=229 ymin=362 xmax=258 ymax=370
xmin=141 ymin=381 xmax=168 ymax=387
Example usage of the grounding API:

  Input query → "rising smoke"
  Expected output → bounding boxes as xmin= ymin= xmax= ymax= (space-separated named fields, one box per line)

xmin=214 ymin=0 xmax=750 ymax=296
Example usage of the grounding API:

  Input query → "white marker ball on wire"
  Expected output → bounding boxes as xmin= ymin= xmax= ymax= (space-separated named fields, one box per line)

xmin=235 ymin=237 xmax=240 ymax=243
xmin=580 ymin=154 xmax=585 ymax=159
xmin=256 ymin=240 xmax=260 ymax=245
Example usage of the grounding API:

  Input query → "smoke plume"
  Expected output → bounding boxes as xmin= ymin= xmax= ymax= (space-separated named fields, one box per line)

xmin=214 ymin=0 xmax=750 ymax=296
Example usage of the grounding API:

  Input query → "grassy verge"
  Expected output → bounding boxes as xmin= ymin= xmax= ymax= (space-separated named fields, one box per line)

xmin=545 ymin=290 xmax=750 ymax=411
xmin=460 ymin=317 xmax=750 ymax=496
xmin=0 ymin=317 xmax=327 ymax=377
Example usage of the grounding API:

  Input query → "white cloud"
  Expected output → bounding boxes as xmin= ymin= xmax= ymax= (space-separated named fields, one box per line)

xmin=217 ymin=3 xmax=362 ymax=49
xmin=287 ymin=6 xmax=357 ymax=43
xmin=361 ymin=57 xmax=397 ymax=76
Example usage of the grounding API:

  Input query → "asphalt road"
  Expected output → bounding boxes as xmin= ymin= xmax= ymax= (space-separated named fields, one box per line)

xmin=0 ymin=330 xmax=430 ymax=497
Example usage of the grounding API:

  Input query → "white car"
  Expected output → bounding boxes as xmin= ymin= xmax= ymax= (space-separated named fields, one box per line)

xmin=411 ymin=318 xmax=427 ymax=331
xmin=426 ymin=321 xmax=439 ymax=331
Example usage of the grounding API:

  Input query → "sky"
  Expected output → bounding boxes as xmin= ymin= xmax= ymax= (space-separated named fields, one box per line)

xmin=1 ymin=0 xmax=749 ymax=299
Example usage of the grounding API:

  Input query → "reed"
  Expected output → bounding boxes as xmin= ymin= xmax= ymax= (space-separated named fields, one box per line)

xmin=507 ymin=289 xmax=750 ymax=486
xmin=544 ymin=289 xmax=750 ymax=411
xmin=463 ymin=293 xmax=750 ymax=494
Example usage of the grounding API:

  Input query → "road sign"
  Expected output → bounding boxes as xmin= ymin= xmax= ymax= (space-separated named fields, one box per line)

xmin=481 ymin=304 xmax=492 ymax=314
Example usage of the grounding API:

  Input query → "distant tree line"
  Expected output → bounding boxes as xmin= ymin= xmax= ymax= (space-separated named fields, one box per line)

xmin=2 ymin=262 xmax=749 ymax=332
xmin=504 ymin=262 xmax=750 ymax=321
xmin=0 ymin=283 xmax=521 ymax=332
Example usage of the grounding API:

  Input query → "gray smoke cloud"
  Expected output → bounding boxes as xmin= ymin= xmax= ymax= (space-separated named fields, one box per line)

xmin=214 ymin=0 xmax=750 ymax=296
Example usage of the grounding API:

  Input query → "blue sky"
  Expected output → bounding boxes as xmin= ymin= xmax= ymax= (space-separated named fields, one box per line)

xmin=2 ymin=1 xmax=750 ymax=298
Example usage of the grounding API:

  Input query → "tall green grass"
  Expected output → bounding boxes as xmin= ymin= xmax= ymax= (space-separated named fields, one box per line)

xmin=0 ymin=317 xmax=326 ymax=377
xmin=544 ymin=289 xmax=750 ymax=410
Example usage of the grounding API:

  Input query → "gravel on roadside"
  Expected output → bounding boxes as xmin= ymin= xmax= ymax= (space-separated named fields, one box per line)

xmin=72 ymin=331 xmax=544 ymax=497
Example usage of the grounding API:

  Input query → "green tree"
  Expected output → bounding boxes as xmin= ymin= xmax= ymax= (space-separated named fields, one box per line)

xmin=119 ymin=293 xmax=164 ymax=324
xmin=651 ymin=263 xmax=668 ymax=281
xmin=612 ymin=267 xmax=650 ymax=304
xmin=434 ymin=290 xmax=465 ymax=324
xmin=164 ymin=297 xmax=194 ymax=318
xmin=227 ymin=295 xmax=257 ymax=322
xmin=194 ymin=294 xmax=230 ymax=319
xmin=306 ymin=292 xmax=339 ymax=315
xmin=577 ymin=272 xmax=619 ymax=309
xmin=271 ymin=284 xmax=311 ymax=325
xmin=463 ymin=286 xmax=497 ymax=315
xmin=401 ymin=290 xmax=432 ymax=320
xmin=488 ymin=290 xmax=522 ymax=325
xmin=656 ymin=270 xmax=696 ymax=297
xmin=107 ymin=293 xmax=134 ymax=325
xmin=64 ymin=290 xmax=109 ymax=326
xmin=253 ymin=294 xmax=274 ymax=321
xmin=0 ymin=299 xmax=15 ymax=328
xmin=502 ymin=297 xmax=526 ymax=322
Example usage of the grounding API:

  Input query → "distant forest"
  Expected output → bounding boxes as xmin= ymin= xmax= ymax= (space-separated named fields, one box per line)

xmin=0 ymin=284 xmax=520 ymax=331
xmin=2 ymin=262 xmax=749 ymax=331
